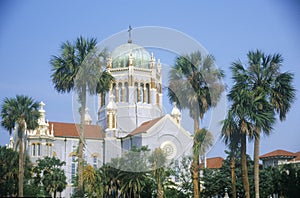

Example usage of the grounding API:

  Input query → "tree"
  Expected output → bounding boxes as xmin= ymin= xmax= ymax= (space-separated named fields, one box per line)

xmin=0 ymin=146 xmax=19 ymax=197
xmin=148 ymin=148 xmax=167 ymax=198
xmin=1 ymin=95 xmax=40 ymax=197
xmin=33 ymin=156 xmax=67 ymax=198
xmin=50 ymin=36 xmax=114 ymax=196
xmin=0 ymin=146 xmax=33 ymax=197
xmin=231 ymin=50 xmax=295 ymax=197
xmin=221 ymin=115 xmax=241 ymax=198
xmin=83 ymin=165 xmax=96 ymax=197
xmin=202 ymin=150 xmax=255 ymax=197
xmin=168 ymin=51 xmax=224 ymax=198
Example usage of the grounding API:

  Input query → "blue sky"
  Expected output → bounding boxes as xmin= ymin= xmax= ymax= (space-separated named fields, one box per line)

xmin=0 ymin=0 xmax=299 ymax=158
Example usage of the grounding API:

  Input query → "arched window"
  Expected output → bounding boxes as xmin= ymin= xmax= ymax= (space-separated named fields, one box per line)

xmin=32 ymin=144 xmax=36 ymax=156
xmin=134 ymin=82 xmax=139 ymax=102
xmin=71 ymin=155 xmax=77 ymax=182
xmin=118 ymin=82 xmax=123 ymax=102
xmin=37 ymin=143 xmax=41 ymax=156
xmin=140 ymin=83 xmax=144 ymax=103
xmin=124 ymin=82 xmax=129 ymax=102
xmin=93 ymin=156 xmax=98 ymax=169
xmin=112 ymin=83 xmax=116 ymax=102
xmin=146 ymin=83 xmax=150 ymax=103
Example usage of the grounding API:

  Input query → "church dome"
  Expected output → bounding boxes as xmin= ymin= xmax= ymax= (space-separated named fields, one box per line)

xmin=111 ymin=43 xmax=151 ymax=68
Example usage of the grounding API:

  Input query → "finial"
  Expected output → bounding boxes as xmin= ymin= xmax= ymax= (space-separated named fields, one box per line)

xmin=128 ymin=25 xmax=132 ymax=43
xmin=39 ymin=101 xmax=45 ymax=110
xmin=106 ymin=55 xmax=112 ymax=69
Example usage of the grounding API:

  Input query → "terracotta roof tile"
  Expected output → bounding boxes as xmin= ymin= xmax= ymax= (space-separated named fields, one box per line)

xmin=290 ymin=151 xmax=300 ymax=161
xmin=49 ymin=122 xmax=103 ymax=139
xmin=200 ymin=157 xmax=224 ymax=169
xmin=259 ymin=149 xmax=296 ymax=159
xmin=129 ymin=116 xmax=164 ymax=136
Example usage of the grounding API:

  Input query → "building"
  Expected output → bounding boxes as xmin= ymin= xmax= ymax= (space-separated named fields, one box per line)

xmin=22 ymin=39 xmax=193 ymax=197
xmin=259 ymin=149 xmax=300 ymax=168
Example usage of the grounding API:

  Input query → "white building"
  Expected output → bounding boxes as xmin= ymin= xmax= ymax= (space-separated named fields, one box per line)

xmin=23 ymin=40 xmax=193 ymax=197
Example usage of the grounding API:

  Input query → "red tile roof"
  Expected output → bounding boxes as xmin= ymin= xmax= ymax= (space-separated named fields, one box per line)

xmin=49 ymin=122 xmax=103 ymax=139
xmin=200 ymin=157 xmax=224 ymax=169
xmin=129 ymin=117 xmax=163 ymax=136
xmin=259 ymin=149 xmax=296 ymax=159
xmin=290 ymin=151 xmax=300 ymax=161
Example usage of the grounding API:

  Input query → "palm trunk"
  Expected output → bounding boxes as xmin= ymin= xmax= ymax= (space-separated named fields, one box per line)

xmin=191 ymin=115 xmax=200 ymax=198
xmin=78 ymin=85 xmax=87 ymax=197
xmin=157 ymin=174 xmax=163 ymax=198
xmin=18 ymin=137 xmax=24 ymax=197
xmin=191 ymin=158 xmax=199 ymax=198
xmin=254 ymin=128 xmax=260 ymax=198
xmin=230 ymin=155 xmax=237 ymax=198
xmin=241 ymin=133 xmax=250 ymax=198
xmin=193 ymin=114 xmax=199 ymax=133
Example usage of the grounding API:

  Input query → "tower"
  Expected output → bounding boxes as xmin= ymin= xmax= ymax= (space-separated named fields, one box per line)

xmin=98 ymin=33 xmax=163 ymax=137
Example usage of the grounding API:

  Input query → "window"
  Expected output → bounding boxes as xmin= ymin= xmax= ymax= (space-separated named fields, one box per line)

xmin=112 ymin=83 xmax=116 ymax=102
xmin=93 ymin=156 xmax=97 ymax=169
xmin=32 ymin=144 xmax=36 ymax=156
xmin=134 ymin=82 xmax=139 ymax=102
xmin=118 ymin=82 xmax=123 ymax=102
xmin=146 ymin=84 xmax=150 ymax=103
xmin=125 ymin=82 xmax=129 ymax=102
xmin=140 ymin=83 xmax=144 ymax=102
xmin=37 ymin=143 xmax=41 ymax=156
xmin=72 ymin=145 xmax=77 ymax=152
xmin=46 ymin=143 xmax=52 ymax=157
xmin=71 ymin=155 xmax=77 ymax=182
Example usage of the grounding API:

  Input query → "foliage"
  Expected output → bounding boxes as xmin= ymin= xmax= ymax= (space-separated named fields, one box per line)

xmin=168 ymin=51 xmax=224 ymax=125
xmin=0 ymin=146 xmax=32 ymax=197
xmin=171 ymin=156 xmax=193 ymax=197
xmin=225 ymin=50 xmax=295 ymax=197
xmin=50 ymin=36 xmax=114 ymax=196
xmin=32 ymin=156 xmax=67 ymax=198
xmin=0 ymin=95 xmax=40 ymax=197
xmin=168 ymin=51 xmax=224 ymax=198
xmin=148 ymin=148 xmax=167 ymax=198
xmin=202 ymin=151 xmax=254 ymax=197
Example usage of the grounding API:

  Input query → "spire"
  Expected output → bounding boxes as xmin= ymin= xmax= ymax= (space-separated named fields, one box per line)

xmin=150 ymin=52 xmax=156 ymax=69
xmin=85 ymin=108 xmax=92 ymax=125
xmin=39 ymin=101 xmax=46 ymax=125
xmin=106 ymin=55 xmax=112 ymax=69
xmin=107 ymin=93 xmax=117 ymax=110
xmin=128 ymin=25 xmax=132 ymax=43
xmin=171 ymin=102 xmax=181 ymax=125
xmin=106 ymin=93 xmax=117 ymax=133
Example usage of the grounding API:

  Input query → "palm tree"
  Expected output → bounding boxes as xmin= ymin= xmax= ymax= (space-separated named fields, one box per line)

xmin=232 ymin=50 xmax=295 ymax=197
xmin=168 ymin=51 xmax=224 ymax=198
xmin=148 ymin=148 xmax=167 ymax=198
xmin=83 ymin=165 xmax=96 ymax=197
xmin=1 ymin=95 xmax=40 ymax=197
xmin=50 ymin=36 xmax=114 ymax=196
xmin=227 ymin=59 xmax=280 ymax=198
xmin=221 ymin=111 xmax=240 ymax=198
xmin=118 ymin=171 xmax=147 ymax=198
xmin=192 ymin=128 xmax=213 ymax=197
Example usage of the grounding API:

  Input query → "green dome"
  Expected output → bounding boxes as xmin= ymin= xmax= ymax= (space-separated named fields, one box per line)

xmin=111 ymin=43 xmax=151 ymax=68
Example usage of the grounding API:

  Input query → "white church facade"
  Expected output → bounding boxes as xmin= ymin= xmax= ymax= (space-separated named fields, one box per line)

xmin=21 ymin=40 xmax=193 ymax=197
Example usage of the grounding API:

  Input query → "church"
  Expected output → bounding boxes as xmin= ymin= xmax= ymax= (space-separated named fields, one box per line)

xmin=21 ymin=39 xmax=193 ymax=196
